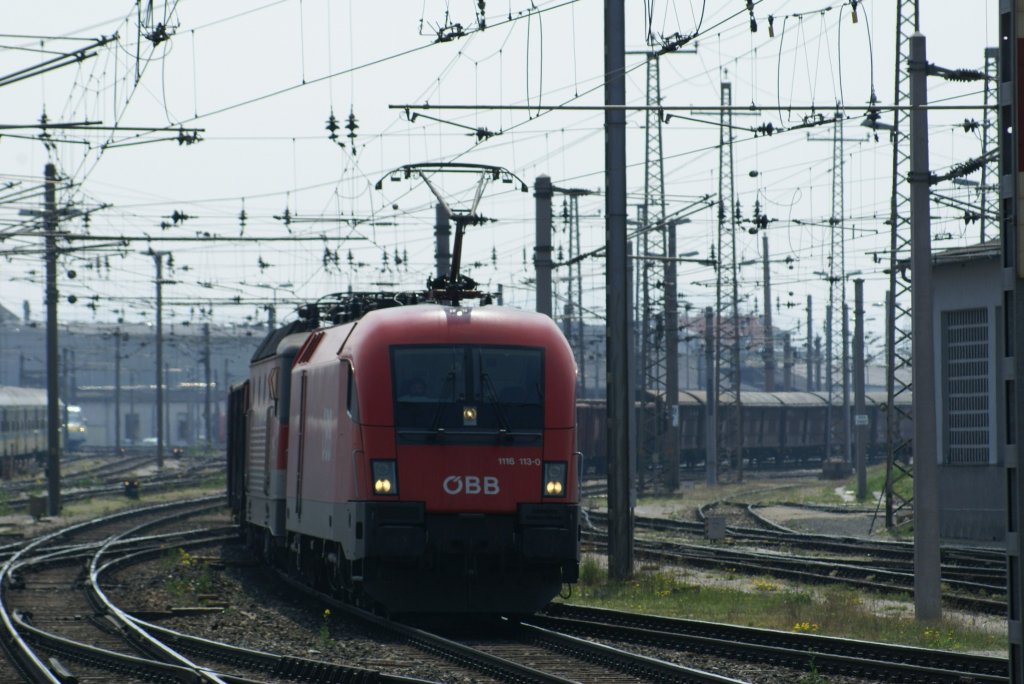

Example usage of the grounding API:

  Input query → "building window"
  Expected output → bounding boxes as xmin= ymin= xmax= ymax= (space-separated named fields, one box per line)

xmin=943 ymin=308 xmax=991 ymax=465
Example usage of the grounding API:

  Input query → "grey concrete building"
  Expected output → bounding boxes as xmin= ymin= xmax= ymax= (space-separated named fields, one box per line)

xmin=932 ymin=241 xmax=1003 ymax=542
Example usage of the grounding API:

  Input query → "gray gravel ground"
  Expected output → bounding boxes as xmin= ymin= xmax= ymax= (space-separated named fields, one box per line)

xmin=107 ymin=538 xmax=494 ymax=683
xmin=102 ymin=534 xmax=896 ymax=683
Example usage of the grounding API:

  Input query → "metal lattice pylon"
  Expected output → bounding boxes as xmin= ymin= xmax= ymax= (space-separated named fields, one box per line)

xmin=980 ymin=46 xmax=998 ymax=243
xmin=826 ymin=111 xmax=848 ymax=465
xmin=881 ymin=0 xmax=918 ymax=531
xmin=560 ymin=192 xmax=588 ymax=396
xmin=716 ymin=81 xmax=743 ymax=483
xmin=637 ymin=53 xmax=669 ymax=492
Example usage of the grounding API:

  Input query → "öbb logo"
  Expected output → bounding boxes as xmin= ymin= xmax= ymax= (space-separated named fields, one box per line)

xmin=443 ymin=475 xmax=500 ymax=495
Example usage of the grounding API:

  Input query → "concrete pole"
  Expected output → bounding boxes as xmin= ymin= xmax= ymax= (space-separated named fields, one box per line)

xmin=44 ymin=163 xmax=61 ymax=517
xmin=853 ymin=280 xmax=868 ymax=500
xmin=909 ymin=31 xmax=941 ymax=621
xmin=884 ymin=289 xmax=895 ymax=528
xmin=626 ymin=239 xmax=638 ymax=497
xmin=154 ymin=253 xmax=165 ymax=470
xmin=695 ymin=334 xmax=703 ymax=388
xmin=164 ymin=361 xmax=171 ymax=449
xmin=165 ymin=361 xmax=171 ymax=449
xmin=664 ymin=221 xmax=680 ymax=491
xmin=605 ymin=0 xmax=633 ymax=580
xmin=826 ymin=302 xmax=834 ymax=458
xmin=128 ymin=370 xmax=135 ymax=441
xmin=223 ymin=356 xmax=230 ymax=430
xmin=704 ymin=307 xmax=717 ymax=486
xmin=434 ymin=203 xmax=451 ymax=279
xmin=762 ymin=234 xmax=775 ymax=391
xmin=114 ymin=329 xmax=122 ymax=453
xmin=61 ymin=347 xmax=69 ymax=449
xmin=814 ymin=336 xmax=822 ymax=391
xmin=806 ymin=295 xmax=813 ymax=391
xmin=843 ymin=302 xmax=852 ymax=465
xmin=783 ymin=332 xmax=793 ymax=391
xmin=534 ymin=174 xmax=553 ymax=317
xmin=682 ymin=309 xmax=690 ymax=389
xmin=204 ymin=322 xmax=212 ymax=449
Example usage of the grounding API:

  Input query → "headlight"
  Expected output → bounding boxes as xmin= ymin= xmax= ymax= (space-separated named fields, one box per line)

xmin=543 ymin=461 xmax=567 ymax=497
xmin=372 ymin=459 xmax=398 ymax=496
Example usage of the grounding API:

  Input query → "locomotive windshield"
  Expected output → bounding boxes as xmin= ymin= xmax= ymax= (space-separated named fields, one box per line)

xmin=392 ymin=345 xmax=544 ymax=442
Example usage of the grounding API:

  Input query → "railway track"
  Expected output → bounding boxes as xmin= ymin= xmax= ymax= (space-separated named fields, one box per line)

xmin=0 ymin=497 xmax=241 ymax=682
xmin=5 ymin=494 xmax=627 ymax=683
xmin=584 ymin=533 xmax=1007 ymax=615
xmin=2 ymin=497 xmax=436 ymax=683
xmin=2 ymin=452 xmax=154 ymax=496
xmin=239 ymin=547 xmax=1000 ymax=683
xmin=440 ymin=618 xmax=744 ymax=683
xmin=0 ymin=450 xmax=224 ymax=516
xmin=536 ymin=604 xmax=1008 ymax=683
xmin=738 ymin=501 xmax=1006 ymax=569
xmin=5 ymin=497 xmax=314 ymax=682
xmin=0 ymin=491 xmax=1007 ymax=683
xmin=123 ymin=547 xmax=500 ymax=683
xmin=268 ymin=560 xmax=743 ymax=683
xmin=585 ymin=509 xmax=1008 ymax=614
xmin=320 ymin=586 xmax=1006 ymax=683
xmin=1 ymin=471 xmax=220 ymax=516
xmin=731 ymin=502 xmax=1008 ymax=585
xmin=106 ymin=540 xmax=894 ymax=683
xmin=5 ymin=496 xmax=644 ymax=684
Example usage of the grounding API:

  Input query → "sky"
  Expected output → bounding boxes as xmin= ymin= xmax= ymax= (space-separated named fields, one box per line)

xmin=0 ymin=1 xmax=1000 ymax=359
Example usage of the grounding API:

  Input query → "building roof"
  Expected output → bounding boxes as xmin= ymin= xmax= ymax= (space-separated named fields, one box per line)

xmin=932 ymin=240 xmax=1000 ymax=266
xmin=0 ymin=304 xmax=17 ymax=325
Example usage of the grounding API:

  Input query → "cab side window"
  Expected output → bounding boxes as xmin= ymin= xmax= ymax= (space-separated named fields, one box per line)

xmin=345 ymin=362 xmax=359 ymax=422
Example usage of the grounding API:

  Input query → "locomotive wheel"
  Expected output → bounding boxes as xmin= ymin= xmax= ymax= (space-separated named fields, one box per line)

xmin=327 ymin=567 xmax=342 ymax=595
xmin=326 ymin=550 xmax=346 ymax=596
xmin=262 ymin=531 xmax=274 ymax=564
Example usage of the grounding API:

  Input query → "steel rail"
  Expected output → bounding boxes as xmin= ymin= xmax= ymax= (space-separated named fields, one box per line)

xmin=0 ymin=497 xmax=223 ymax=682
xmin=589 ymin=508 xmax=1006 ymax=573
xmin=581 ymin=532 xmax=1007 ymax=615
xmin=268 ymin=561 xmax=745 ymax=683
xmin=512 ymin=621 xmax=747 ymax=683
xmin=274 ymin=570 xmax=582 ymax=684
xmin=13 ymin=517 xmax=412 ymax=684
xmin=536 ymin=604 xmax=1007 ymax=683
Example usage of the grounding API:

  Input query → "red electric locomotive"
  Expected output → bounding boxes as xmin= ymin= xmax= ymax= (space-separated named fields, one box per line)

xmin=228 ymin=293 xmax=581 ymax=614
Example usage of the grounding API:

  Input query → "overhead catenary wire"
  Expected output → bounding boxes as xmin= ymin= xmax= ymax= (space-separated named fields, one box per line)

xmin=0 ymin=0 xmax=994 ymax=336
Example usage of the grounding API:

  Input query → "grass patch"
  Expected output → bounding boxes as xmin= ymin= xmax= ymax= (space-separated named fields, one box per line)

xmin=57 ymin=481 xmax=224 ymax=520
xmin=197 ymin=473 xmax=227 ymax=490
xmin=631 ymin=464 xmax=909 ymax=518
xmin=746 ymin=481 xmax=847 ymax=506
xmin=160 ymin=547 xmax=216 ymax=599
xmin=864 ymin=463 xmax=913 ymax=504
xmin=563 ymin=556 xmax=1006 ymax=655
